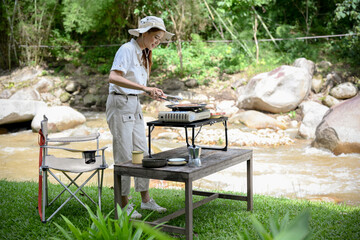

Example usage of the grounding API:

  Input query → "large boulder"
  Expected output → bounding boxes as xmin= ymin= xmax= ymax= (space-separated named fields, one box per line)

xmin=237 ymin=65 xmax=312 ymax=113
xmin=9 ymin=87 xmax=41 ymax=101
xmin=312 ymin=95 xmax=360 ymax=155
xmin=293 ymin=58 xmax=315 ymax=77
xmin=298 ymin=101 xmax=329 ymax=139
xmin=0 ymin=99 xmax=47 ymax=125
xmin=31 ymin=106 xmax=86 ymax=132
xmin=230 ymin=110 xmax=287 ymax=130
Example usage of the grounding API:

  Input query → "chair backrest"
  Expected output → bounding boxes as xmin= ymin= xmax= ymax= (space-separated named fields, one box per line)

xmin=41 ymin=115 xmax=48 ymax=140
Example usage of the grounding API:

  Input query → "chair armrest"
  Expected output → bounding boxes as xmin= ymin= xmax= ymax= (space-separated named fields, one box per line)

xmin=41 ymin=145 xmax=107 ymax=153
xmin=47 ymin=133 xmax=100 ymax=143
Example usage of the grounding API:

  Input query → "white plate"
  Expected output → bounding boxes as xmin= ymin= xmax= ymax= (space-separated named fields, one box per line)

xmin=168 ymin=161 xmax=187 ymax=166
xmin=168 ymin=158 xmax=186 ymax=162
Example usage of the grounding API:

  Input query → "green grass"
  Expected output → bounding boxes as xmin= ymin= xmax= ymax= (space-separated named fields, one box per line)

xmin=0 ymin=179 xmax=359 ymax=240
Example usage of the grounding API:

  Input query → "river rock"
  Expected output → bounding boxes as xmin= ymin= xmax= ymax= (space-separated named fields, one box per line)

xmin=31 ymin=106 xmax=86 ymax=132
xmin=316 ymin=61 xmax=332 ymax=76
xmin=157 ymin=131 xmax=180 ymax=139
xmin=322 ymin=95 xmax=340 ymax=108
xmin=312 ymin=94 xmax=360 ymax=155
xmin=185 ymin=79 xmax=198 ymax=88
xmin=191 ymin=93 xmax=208 ymax=102
xmin=60 ymin=92 xmax=72 ymax=103
xmin=0 ymin=99 xmax=47 ymax=125
xmin=298 ymin=101 xmax=329 ymax=139
xmin=216 ymin=100 xmax=239 ymax=116
xmin=237 ymin=65 xmax=312 ymax=113
xmin=230 ymin=110 xmax=287 ymax=130
xmin=1 ymin=66 xmax=43 ymax=83
xmin=34 ymin=77 xmax=54 ymax=93
xmin=293 ymin=58 xmax=315 ymax=77
xmin=65 ymin=80 xmax=78 ymax=93
xmin=9 ymin=87 xmax=41 ymax=101
xmin=311 ymin=78 xmax=323 ymax=93
xmin=324 ymin=72 xmax=343 ymax=91
xmin=329 ymin=82 xmax=358 ymax=99
xmin=0 ymin=89 xmax=12 ymax=99
xmin=83 ymin=93 xmax=98 ymax=107
xmin=161 ymin=78 xmax=184 ymax=91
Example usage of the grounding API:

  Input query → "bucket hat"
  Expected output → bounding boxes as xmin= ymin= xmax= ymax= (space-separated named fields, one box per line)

xmin=128 ymin=16 xmax=174 ymax=42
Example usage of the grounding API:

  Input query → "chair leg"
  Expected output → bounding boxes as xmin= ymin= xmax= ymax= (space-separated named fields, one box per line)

xmin=98 ymin=169 xmax=104 ymax=211
xmin=62 ymin=173 xmax=97 ymax=205
xmin=45 ymin=174 xmax=48 ymax=207
xmin=42 ymin=170 xmax=47 ymax=223
xmin=43 ymin=168 xmax=104 ymax=222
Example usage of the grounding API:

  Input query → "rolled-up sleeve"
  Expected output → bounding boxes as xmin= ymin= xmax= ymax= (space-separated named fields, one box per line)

xmin=111 ymin=45 xmax=132 ymax=75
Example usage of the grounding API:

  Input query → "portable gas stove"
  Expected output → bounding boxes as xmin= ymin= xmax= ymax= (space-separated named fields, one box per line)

xmin=158 ymin=103 xmax=210 ymax=123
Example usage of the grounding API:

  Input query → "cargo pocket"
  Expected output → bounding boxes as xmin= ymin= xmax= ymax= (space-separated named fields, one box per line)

xmin=122 ymin=114 xmax=135 ymax=123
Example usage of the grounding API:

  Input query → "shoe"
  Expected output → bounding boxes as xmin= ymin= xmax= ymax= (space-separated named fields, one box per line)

xmin=141 ymin=198 xmax=167 ymax=213
xmin=125 ymin=203 xmax=142 ymax=219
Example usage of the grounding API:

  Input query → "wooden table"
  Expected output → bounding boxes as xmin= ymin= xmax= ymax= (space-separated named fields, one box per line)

xmin=114 ymin=146 xmax=253 ymax=240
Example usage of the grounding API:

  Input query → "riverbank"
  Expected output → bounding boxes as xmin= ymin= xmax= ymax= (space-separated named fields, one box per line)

xmin=1 ymin=180 xmax=359 ymax=240
xmin=1 ymin=111 xmax=360 ymax=206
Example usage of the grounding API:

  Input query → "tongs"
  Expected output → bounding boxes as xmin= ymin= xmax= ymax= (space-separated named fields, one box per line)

xmin=159 ymin=94 xmax=183 ymax=104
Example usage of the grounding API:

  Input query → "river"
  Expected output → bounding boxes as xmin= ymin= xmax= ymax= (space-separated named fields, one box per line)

xmin=1 ymin=112 xmax=359 ymax=206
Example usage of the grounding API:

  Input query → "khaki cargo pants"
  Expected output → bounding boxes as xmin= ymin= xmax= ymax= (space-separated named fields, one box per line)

xmin=106 ymin=94 xmax=149 ymax=196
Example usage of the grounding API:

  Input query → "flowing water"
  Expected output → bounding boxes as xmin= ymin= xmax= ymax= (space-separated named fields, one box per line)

xmin=1 ymin=112 xmax=359 ymax=206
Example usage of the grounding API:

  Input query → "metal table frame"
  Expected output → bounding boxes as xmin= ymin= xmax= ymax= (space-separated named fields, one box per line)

xmin=147 ymin=117 xmax=228 ymax=157
xmin=114 ymin=147 xmax=253 ymax=240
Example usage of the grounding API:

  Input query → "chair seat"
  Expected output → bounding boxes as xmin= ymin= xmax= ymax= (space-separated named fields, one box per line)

xmin=47 ymin=133 xmax=100 ymax=143
xmin=45 ymin=155 xmax=106 ymax=173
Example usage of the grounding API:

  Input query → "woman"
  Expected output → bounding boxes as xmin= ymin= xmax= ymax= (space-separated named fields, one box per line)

xmin=106 ymin=16 xmax=174 ymax=219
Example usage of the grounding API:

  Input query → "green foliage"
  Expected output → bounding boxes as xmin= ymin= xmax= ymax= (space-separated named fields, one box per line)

xmin=289 ymin=111 xmax=296 ymax=120
xmin=48 ymin=29 xmax=81 ymax=62
xmin=331 ymin=0 xmax=360 ymax=63
xmin=1 ymin=0 xmax=359 ymax=74
xmin=52 ymin=205 xmax=172 ymax=240
xmin=274 ymin=24 xmax=320 ymax=61
xmin=153 ymin=34 xmax=253 ymax=83
xmin=62 ymin=0 xmax=114 ymax=34
xmin=240 ymin=210 xmax=311 ymax=240
xmin=81 ymin=46 xmax=119 ymax=74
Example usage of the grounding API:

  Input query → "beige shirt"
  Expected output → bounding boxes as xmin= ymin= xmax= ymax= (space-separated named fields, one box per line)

xmin=109 ymin=39 xmax=148 ymax=95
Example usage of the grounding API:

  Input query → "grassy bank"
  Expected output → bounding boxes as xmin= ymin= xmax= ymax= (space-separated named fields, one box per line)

xmin=0 ymin=179 xmax=359 ymax=239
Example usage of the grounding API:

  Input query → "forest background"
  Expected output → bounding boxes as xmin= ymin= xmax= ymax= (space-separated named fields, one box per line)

xmin=1 ymin=0 xmax=359 ymax=84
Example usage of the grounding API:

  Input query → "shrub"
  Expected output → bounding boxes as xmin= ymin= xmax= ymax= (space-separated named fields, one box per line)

xmin=52 ymin=204 xmax=172 ymax=240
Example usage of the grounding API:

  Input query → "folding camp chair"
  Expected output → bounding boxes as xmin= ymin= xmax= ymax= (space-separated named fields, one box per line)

xmin=38 ymin=115 xmax=108 ymax=223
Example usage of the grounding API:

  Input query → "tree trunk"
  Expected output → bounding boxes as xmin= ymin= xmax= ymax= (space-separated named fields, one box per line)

xmin=253 ymin=13 xmax=259 ymax=64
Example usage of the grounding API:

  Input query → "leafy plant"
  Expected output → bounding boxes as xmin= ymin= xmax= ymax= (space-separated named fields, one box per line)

xmin=239 ymin=210 xmax=311 ymax=240
xmin=52 ymin=204 xmax=172 ymax=240
xmin=289 ymin=111 xmax=296 ymax=120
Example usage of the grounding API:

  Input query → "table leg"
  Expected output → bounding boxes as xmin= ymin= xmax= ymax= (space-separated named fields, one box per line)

xmin=148 ymin=125 xmax=153 ymax=157
xmin=191 ymin=127 xmax=195 ymax=147
xmin=224 ymin=120 xmax=228 ymax=151
xmin=247 ymin=156 xmax=253 ymax=211
xmin=185 ymin=127 xmax=190 ymax=147
xmin=114 ymin=171 xmax=122 ymax=219
xmin=185 ymin=179 xmax=193 ymax=240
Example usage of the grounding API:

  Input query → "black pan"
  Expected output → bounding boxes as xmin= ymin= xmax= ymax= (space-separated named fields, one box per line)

xmin=166 ymin=103 xmax=207 ymax=112
xmin=142 ymin=158 xmax=167 ymax=168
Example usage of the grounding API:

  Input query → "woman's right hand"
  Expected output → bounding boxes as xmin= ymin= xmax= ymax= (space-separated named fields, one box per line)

xmin=144 ymin=86 xmax=164 ymax=100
